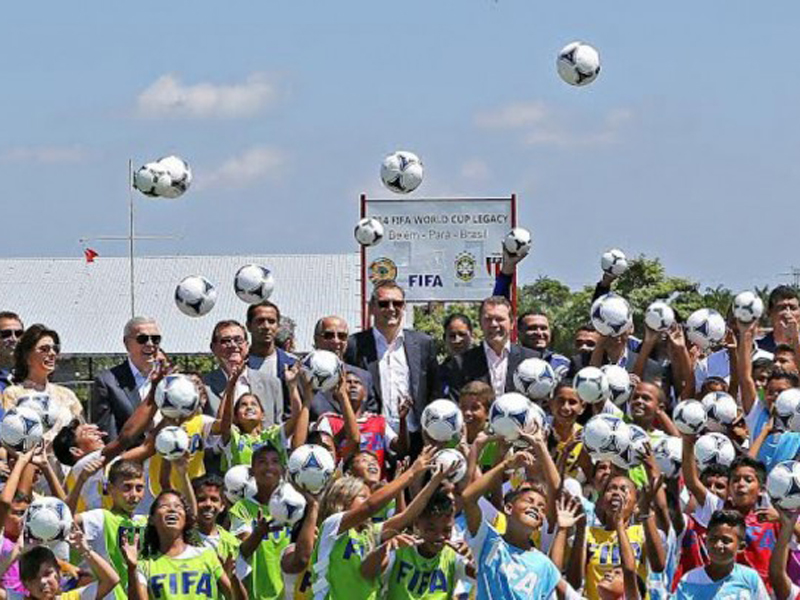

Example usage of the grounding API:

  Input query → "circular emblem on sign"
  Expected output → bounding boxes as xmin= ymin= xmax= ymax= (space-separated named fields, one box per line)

xmin=455 ymin=252 xmax=476 ymax=282
xmin=368 ymin=257 xmax=398 ymax=284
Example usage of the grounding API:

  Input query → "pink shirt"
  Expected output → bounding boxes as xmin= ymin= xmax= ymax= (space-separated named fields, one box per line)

xmin=0 ymin=534 xmax=24 ymax=593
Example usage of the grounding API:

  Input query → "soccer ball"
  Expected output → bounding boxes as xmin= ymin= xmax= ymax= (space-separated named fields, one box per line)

xmin=175 ymin=276 xmax=217 ymax=317
xmin=269 ymin=481 xmax=307 ymax=526
xmin=685 ymin=309 xmax=726 ymax=351
xmin=601 ymin=365 xmax=632 ymax=407
xmin=672 ymin=400 xmax=708 ymax=435
xmin=774 ymin=388 xmax=800 ymax=432
xmin=288 ymin=445 xmax=336 ymax=494
xmin=618 ymin=424 xmax=650 ymax=468
xmin=767 ymin=460 xmax=800 ymax=510
xmin=694 ymin=432 xmax=736 ymax=472
xmin=573 ymin=367 xmax=610 ymax=404
xmin=354 ymin=218 xmax=384 ymax=247
xmin=733 ymin=291 xmax=764 ymax=324
xmin=380 ymin=151 xmax=424 ymax=194
xmin=224 ymin=465 xmax=258 ymax=504
xmin=432 ymin=448 xmax=468 ymax=484
xmin=644 ymin=301 xmax=675 ymax=332
xmin=155 ymin=155 xmax=192 ymax=199
xmin=590 ymin=294 xmax=632 ymax=337
xmin=25 ymin=497 xmax=72 ymax=542
xmin=583 ymin=414 xmax=630 ymax=461
xmin=653 ymin=436 xmax=683 ymax=478
xmin=155 ymin=426 xmax=190 ymax=461
xmin=489 ymin=393 xmax=535 ymax=442
xmin=422 ymin=399 xmax=464 ymax=443
xmin=156 ymin=374 xmax=201 ymax=419
xmin=600 ymin=248 xmax=628 ymax=277
xmin=16 ymin=392 xmax=62 ymax=431
xmin=557 ymin=41 xmax=601 ymax=87
xmin=502 ymin=228 xmax=532 ymax=258
xmin=513 ymin=358 xmax=557 ymax=400
xmin=0 ymin=406 xmax=43 ymax=452
xmin=527 ymin=402 xmax=547 ymax=435
xmin=133 ymin=162 xmax=173 ymax=197
xmin=301 ymin=350 xmax=341 ymax=393
xmin=234 ymin=264 xmax=275 ymax=304
xmin=701 ymin=391 xmax=738 ymax=432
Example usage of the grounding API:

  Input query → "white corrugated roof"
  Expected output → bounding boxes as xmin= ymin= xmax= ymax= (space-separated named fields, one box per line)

xmin=0 ymin=254 xmax=361 ymax=354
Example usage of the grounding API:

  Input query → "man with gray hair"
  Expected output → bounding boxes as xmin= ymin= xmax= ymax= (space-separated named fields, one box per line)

xmin=90 ymin=316 xmax=162 ymax=441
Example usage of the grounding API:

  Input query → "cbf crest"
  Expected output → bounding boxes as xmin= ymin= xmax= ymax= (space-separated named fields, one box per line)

xmin=454 ymin=252 xmax=476 ymax=283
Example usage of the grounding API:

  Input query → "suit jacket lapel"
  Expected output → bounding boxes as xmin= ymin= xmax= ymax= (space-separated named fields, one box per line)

xmin=505 ymin=345 xmax=520 ymax=392
xmin=120 ymin=362 xmax=142 ymax=411
xmin=403 ymin=331 xmax=419 ymax=400
xmin=363 ymin=332 xmax=381 ymax=395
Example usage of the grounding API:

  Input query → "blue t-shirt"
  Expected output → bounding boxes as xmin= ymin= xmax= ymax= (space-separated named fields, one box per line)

xmin=766 ymin=432 xmax=800 ymax=472
xmin=467 ymin=518 xmax=560 ymax=600
xmin=674 ymin=564 xmax=768 ymax=600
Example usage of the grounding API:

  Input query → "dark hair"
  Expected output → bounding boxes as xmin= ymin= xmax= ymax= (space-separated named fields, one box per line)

xmin=752 ymin=357 xmax=774 ymax=372
xmin=307 ymin=430 xmax=333 ymax=448
xmin=192 ymin=473 xmax=225 ymax=495
xmin=233 ymin=393 xmax=264 ymax=416
xmin=369 ymin=280 xmax=405 ymax=306
xmin=13 ymin=324 xmax=60 ymax=383
xmin=768 ymin=286 xmax=799 ymax=313
xmin=246 ymin=301 xmax=282 ymax=327
xmin=443 ymin=313 xmax=473 ymax=335
xmin=575 ymin=323 xmax=596 ymax=334
xmin=458 ymin=380 xmax=494 ymax=411
xmin=11 ymin=491 xmax=32 ymax=505
xmin=143 ymin=490 xmax=195 ymax=557
xmin=700 ymin=463 xmax=730 ymax=482
xmin=730 ymin=456 xmax=766 ymax=486
xmin=504 ymin=482 xmax=546 ymax=506
xmin=108 ymin=460 xmax=145 ymax=486
xmin=708 ymin=509 xmax=746 ymax=542
xmin=699 ymin=376 xmax=728 ymax=395
xmin=251 ymin=442 xmax=282 ymax=463
xmin=517 ymin=310 xmax=550 ymax=332
xmin=0 ymin=312 xmax=23 ymax=328
xmin=344 ymin=449 xmax=380 ymax=475
xmin=52 ymin=419 xmax=81 ymax=466
xmin=420 ymin=489 xmax=455 ymax=519
xmin=775 ymin=343 xmax=796 ymax=356
xmin=211 ymin=320 xmax=247 ymax=344
xmin=19 ymin=546 xmax=58 ymax=583
xmin=768 ymin=369 xmax=800 ymax=388
xmin=479 ymin=296 xmax=513 ymax=320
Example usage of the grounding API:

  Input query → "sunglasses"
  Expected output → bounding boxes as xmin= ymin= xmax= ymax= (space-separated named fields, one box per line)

xmin=0 ymin=329 xmax=23 ymax=340
xmin=322 ymin=331 xmax=348 ymax=341
xmin=36 ymin=344 xmax=60 ymax=355
xmin=377 ymin=300 xmax=405 ymax=309
xmin=135 ymin=334 xmax=162 ymax=346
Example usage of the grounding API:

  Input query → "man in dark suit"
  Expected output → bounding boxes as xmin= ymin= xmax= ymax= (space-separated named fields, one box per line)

xmin=344 ymin=281 xmax=439 ymax=439
xmin=90 ymin=316 xmax=162 ymax=441
xmin=440 ymin=296 xmax=535 ymax=401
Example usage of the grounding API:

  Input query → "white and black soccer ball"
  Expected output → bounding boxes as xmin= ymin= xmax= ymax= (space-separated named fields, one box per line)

xmin=269 ymin=481 xmax=307 ymax=527
xmin=175 ymin=275 xmax=217 ymax=317
xmin=619 ymin=424 xmax=650 ymax=468
xmin=694 ymin=432 xmax=736 ymax=472
xmin=685 ymin=309 xmax=726 ymax=351
xmin=301 ymin=350 xmax=341 ymax=393
xmin=432 ymin=448 xmax=468 ymax=484
xmin=489 ymin=393 xmax=534 ymax=442
xmin=380 ymin=151 xmax=424 ymax=194
xmin=644 ymin=301 xmax=675 ymax=332
xmin=774 ymin=388 xmax=800 ymax=432
xmin=155 ymin=426 xmax=190 ymax=461
xmin=354 ymin=218 xmax=384 ymax=247
xmin=601 ymin=365 xmax=632 ymax=408
xmin=557 ymin=41 xmax=601 ymax=87
xmin=583 ymin=414 xmax=630 ymax=461
xmin=733 ymin=291 xmax=764 ymax=324
xmin=573 ymin=366 xmax=610 ymax=404
xmin=590 ymin=294 xmax=632 ymax=337
xmin=224 ymin=465 xmax=258 ymax=504
xmin=653 ymin=436 xmax=683 ymax=479
xmin=600 ymin=248 xmax=628 ymax=277
xmin=422 ymin=399 xmax=464 ymax=443
xmin=156 ymin=374 xmax=201 ymax=419
xmin=672 ymin=399 xmax=708 ymax=435
xmin=155 ymin=155 xmax=192 ymax=199
xmin=288 ymin=445 xmax=336 ymax=494
xmin=133 ymin=162 xmax=173 ymax=197
xmin=0 ymin=406 xmax=43 ymax=452
xmin=16 ymin=392 xmax=63 ymax=431
xmin=503 ymin=228 xmax=532 ymax=258
xmin=25 ymin=497 xmax=72 ymax=542
xmin=767 ymin=460 xmax=800 ymax=510
xmin=701 ymin=391 xmax=738 ymax=432
xmin=234 ymin=264 xmax=275 ymax=304
xmin=513 ymin=358 xmax=556 ymax=400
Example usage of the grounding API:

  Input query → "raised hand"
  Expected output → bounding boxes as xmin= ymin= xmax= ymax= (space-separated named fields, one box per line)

xmin=67 ymin=524 xmax=91 ymax=556
xmin=398 ymin=395 xmax=413 ymax=421
xmin=410 ymin=446 xmax=436 ymax=476
xmin=638 ymin=473 xmax=665 ymax=513
xmin=555 ymin=493 xmax=586 ymax=530
xmin=77 ymin=455 xmax=106 ymax=483
xmin=666 ymin=323 xmax=686 ymax=349
xmin=121 ymin=529 xmax=140 ymax=568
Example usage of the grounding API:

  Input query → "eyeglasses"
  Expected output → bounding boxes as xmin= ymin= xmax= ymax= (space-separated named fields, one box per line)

xmin=321 ymin=331 xmax=348 ymax=341
xmin=218 ymin=336 xmax=246 ymax=346
xmin=135 ymin=334 xmax=162 ymax=346
xmin=0 ymin=329 xmax=23 ymax=340
xmin=377 ymin=300 xmax=405 ymax=309
xmin=36 ymin=344 xmax=60 ymax=355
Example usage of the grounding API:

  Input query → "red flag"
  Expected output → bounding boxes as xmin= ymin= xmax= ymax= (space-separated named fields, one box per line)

xmin=84 ymin=248 xmax=99 ymax=263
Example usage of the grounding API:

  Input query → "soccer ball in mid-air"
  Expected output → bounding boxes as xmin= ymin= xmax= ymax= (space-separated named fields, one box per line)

xmin=733 ymin=291 xmax=764 ymax=324
xmin=224 ymin=465 xmax=258 ymax=504
xmin=25 ymin=497 xmax=72 ymax=542
xmin=653 ymin=436 xmax=683 ymax=478
xmin=601 ymin=365 xmax=632 ymax=407
xmin=133 ymin=162 xmax=173 ymax=197
xmin=767 ymin=460 xmax=800 ymax=510
xmin=557 ymin=41 xmax=601 ymax=87
xmin=380 ymin=151 xmax=424 ymax=194
xmin=513 ymin=358 xmax=556 ymax=400
xmin=685 ymin=309 xmax=726 ymax=351
xmin=234 ymin=264 xmax=275 ymax=304
xmin=503 ymin=228 xmax=532 ymax=258
xmin=156 ymin=374 xmax=201 ymax=419
xmin=590 ymin=294 xmax=632 ymax=337
xmin=422 ymin=399 xmax=464 ymax=443
xmin=618 ymin=424 xmax=650 ymax=469
xmin=288 ymin=445 xmax=336 ymax=494
xmin=301 ymin=350 xmax=341 ymax=392
xmin=774 ymin=388 xmax=800 ymax=432
xmin=694 ymin=432 xmax=736 ymax=472
xmin=701 ymin=392 xmax=738 ymax=432
xmin=155 ymin=155 xmax=192 ymax=199
xmin=432 ymin=448 xmax=468 ymax=484
xmin=672 ymin=400 xmax=708 ymax=435
xmin=489 ymin=393 xmax=535 ymax=442
xmin=269 ymin=481 xmax=307 ymax=526
xmin=583 ymin=414 xmax=630 ymax=461
xmin=155 ymin=426 xmax=190 ymax=461
xmin=573 ymin=367 xmax=610 ymax=404
xmin=645 ymin=301 xmax=675 ymax=332
xmin=354 ymin=218 xmax=384 ymax=247
xmin=0 ymin=407 xmax=43 ymax=452
xmin=16 ymin=392 xmax=62 ymax=431
xmin=600 ymin=248 xmax=628 ymax=277
xmin=175 ymin=276 xmax=217 ymax=317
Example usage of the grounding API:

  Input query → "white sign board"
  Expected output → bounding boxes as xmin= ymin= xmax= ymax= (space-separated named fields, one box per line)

xmin=361 ymin=197 xmax=515 ymax=303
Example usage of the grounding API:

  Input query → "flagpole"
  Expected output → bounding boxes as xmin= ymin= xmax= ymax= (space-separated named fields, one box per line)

xmin=129 ymin=159 xmax=135 ymax=318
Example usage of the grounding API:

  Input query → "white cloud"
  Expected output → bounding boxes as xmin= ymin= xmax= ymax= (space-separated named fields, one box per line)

xmin=136 ymin=73 xmax=280 ymax=119
xmin=460 ymin=159 xmax=491 ymax=181
xmin=0 ymin=145 xmax=89 ymax=164
xmin=200 ymin=146 xmax=286 ymax=189
xmin=475 ymin=101 xmax=547 ymax=129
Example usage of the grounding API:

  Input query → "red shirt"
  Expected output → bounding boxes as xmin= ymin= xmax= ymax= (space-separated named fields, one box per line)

xmin=317 ymin=412 xmax=395 ymax=475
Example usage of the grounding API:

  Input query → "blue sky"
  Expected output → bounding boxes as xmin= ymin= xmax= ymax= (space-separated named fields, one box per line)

xmin=2 ymin=1 xmax=798 ymax=293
